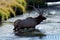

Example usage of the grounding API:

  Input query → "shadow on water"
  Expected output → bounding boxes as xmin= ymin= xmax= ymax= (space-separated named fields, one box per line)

xmin=14 ymin=33 xmax=46 ymax=39
xmin=14 ymin=29 xmax=46 ymax=39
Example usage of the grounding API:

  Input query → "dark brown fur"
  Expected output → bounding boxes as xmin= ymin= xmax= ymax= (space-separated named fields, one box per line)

xmin=13 ymin=15 xmax=46 ymax=31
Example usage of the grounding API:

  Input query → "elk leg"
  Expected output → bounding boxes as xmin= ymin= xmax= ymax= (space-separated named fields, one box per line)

xmin=13 ymin=26 xmax=20 ymax=32
xmin=13 ymin=26 xmax=17 ymax=30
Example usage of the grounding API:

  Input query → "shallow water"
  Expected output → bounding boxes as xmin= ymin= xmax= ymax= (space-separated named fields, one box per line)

xmin=0 ymin=2 xmax=60 ymax=40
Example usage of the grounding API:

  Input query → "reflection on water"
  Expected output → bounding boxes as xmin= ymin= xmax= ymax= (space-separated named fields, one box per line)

xmin=42 ymin=34 xmax=60 ymax=40
xmin=0 ymin=2 xmax=60 ymax=40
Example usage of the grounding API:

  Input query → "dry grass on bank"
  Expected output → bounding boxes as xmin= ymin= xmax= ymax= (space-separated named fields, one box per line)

xmin=0 ymin=0 xmax=27 ymax=21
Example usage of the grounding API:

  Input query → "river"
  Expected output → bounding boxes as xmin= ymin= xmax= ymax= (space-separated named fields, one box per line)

xmin=0 ymin=2 xmax=60 ymax=40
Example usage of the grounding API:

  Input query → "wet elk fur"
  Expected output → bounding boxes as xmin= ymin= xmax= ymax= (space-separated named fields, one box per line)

xmin=13 ymin=5 xmax=46 ymax=31
xmin=13 ymin=15 xmax=46 ymax=31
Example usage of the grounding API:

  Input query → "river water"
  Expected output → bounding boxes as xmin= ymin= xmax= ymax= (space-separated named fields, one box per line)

xmin=0 ymin=2 xmax=60 ymax=40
